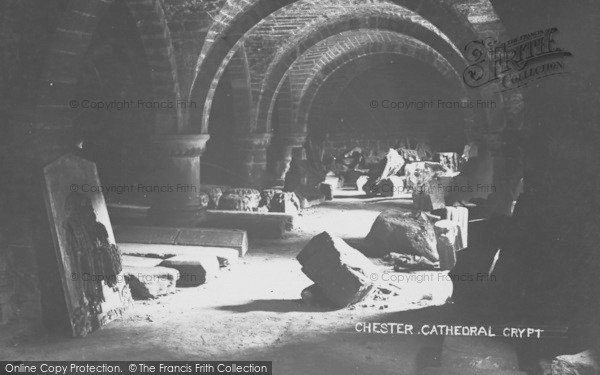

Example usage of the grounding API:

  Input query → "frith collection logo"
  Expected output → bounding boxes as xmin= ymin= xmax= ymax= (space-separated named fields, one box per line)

xmin=463 ymin=27 xmax=572 ymax=91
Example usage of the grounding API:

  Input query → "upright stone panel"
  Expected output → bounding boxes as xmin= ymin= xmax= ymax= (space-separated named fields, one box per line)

xmin=42 ymin=154 xmax=132 ymax=337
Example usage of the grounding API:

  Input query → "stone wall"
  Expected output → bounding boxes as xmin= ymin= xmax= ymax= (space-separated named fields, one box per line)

xmin=0 ymin=0 xmax=64 ymax=328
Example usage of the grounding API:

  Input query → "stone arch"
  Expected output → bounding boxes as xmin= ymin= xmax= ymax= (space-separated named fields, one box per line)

xmin=254 ymin=12 xmax=470 ymax=136
xmin=265 ymin=31 xmax=475 ymax=185
xmin=292 ymin=31 xmax=470 ymax=138
xmin=190 ymin=0 xmax=485 ymax=134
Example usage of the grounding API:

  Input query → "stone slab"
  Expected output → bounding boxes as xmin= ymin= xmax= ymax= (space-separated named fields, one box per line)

xmin=118 ymin=244 xmax=239 ymax=268
xmin=123 ymin=266 xmax=179 ymax=299
xmin=113 ymin=225 xmax=248 ymax=256
xmin=159 ymin=255 xmax=220 ymax=287
xmin=204 ymin=210 xmax=295 ymax=239
xmin=42 ymin=154 xmax=132 ymax=337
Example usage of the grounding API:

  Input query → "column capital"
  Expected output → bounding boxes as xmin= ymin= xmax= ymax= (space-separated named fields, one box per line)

xmin=150 ymin=134 xmax=210 ymax=157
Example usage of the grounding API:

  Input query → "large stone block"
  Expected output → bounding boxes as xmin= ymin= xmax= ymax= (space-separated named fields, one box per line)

xmin=159 ymin=255 xmax=220 ymax=287
xmin=124 ymin=266 xmax=179 ymax=299
xmin=364 ymin=208 xmax=438 ymax=260
xmin=297 ymin=232 xmax=377 ymax=308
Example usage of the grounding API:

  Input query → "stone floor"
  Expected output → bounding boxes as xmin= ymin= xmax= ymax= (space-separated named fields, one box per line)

xmin=0 ymin=193 xmax=457 ymax=375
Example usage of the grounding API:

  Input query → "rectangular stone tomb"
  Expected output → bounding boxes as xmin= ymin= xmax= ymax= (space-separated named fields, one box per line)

xmin=297 ymin=232 xmax=378 ymax=308
xmin=42 ymin=154 xmax=132 ymax=338
xmin=113 ymin=225 xmax=248 ymax=256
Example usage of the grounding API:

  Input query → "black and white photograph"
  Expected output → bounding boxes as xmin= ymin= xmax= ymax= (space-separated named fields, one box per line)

xmin=0 ymin=0 xmax=599 ymax=374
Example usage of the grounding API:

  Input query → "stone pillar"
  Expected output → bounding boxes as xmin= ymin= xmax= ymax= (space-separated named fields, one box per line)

xmin=232 ymin=133 xmax=273 ymax=188
xmin=271 ymin=133 xmax=307 ymax=186
xmin=149 ymin=134 xmax=210 ymax=226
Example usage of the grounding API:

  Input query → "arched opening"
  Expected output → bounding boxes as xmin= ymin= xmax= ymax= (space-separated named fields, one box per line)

xmin=308 ymin=57 xmax=468 ymax=178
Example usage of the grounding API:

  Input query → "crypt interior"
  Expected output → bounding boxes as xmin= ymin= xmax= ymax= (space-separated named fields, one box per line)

xmin=0 ymin=0 xmax=599 ymax=374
